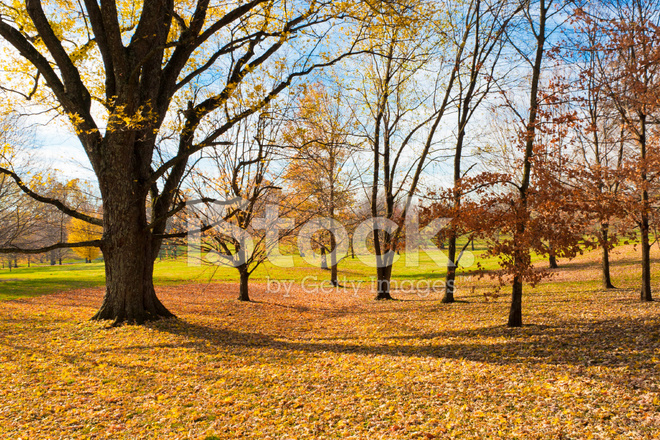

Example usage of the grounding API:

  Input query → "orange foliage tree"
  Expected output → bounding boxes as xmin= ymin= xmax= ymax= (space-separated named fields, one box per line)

xmin=282 ymin=84 xmax=360 ymax=286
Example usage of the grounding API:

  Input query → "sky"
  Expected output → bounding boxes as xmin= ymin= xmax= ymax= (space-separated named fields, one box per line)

xmin=32 ymin=120 xmax=96 ymax=183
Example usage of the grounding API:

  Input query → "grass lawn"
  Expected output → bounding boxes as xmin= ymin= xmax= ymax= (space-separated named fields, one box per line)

xmin=0 ymin=244 xmax=659 ymax=438
xmin=0 ymin=239 xmax=535 ymax=301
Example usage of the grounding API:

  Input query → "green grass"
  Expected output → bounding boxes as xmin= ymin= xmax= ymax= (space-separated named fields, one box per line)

xmin=0 ymin=238 xmax=649 ymax=301
xmin=0 ymin=263 xmax=105 ymax=300
xmin=0 ymin=238 xmax=512 ymax=300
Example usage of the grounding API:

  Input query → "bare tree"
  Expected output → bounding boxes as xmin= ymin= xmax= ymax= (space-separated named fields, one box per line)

xmin=191 ymin=111 xmax=301 ymax=301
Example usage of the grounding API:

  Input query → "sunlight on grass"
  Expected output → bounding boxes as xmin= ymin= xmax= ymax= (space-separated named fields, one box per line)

xmin=0 ymin=239 xmax=561 ymax=300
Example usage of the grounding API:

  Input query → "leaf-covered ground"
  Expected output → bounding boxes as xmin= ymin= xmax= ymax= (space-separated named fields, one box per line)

xmin=1 ymin=271 xmax=659 ymax=438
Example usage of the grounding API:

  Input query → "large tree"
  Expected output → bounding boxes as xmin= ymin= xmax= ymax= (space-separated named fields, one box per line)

xmin=0 ymin=0 xmax=365 ymax=324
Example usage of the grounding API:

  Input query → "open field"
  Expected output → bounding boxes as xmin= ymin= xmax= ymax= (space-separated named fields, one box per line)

xmin=0 ymin=239 xmax=489 ymax=300
xmin=0 ymin=239 xmax=645 ymax=300
xmin=0 ymin=245 xmax=659 ymax=439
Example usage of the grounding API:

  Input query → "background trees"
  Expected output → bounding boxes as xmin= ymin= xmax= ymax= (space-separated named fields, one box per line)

xmin=190 ymin=110 xmax=300 ymax=301
xmin=282 ymin=84 xmax=360 ymax=286
xmin=353 ymin=0 xmax=473 ymax=300
xmin=0 ymin=0 xmax=658 ymax=328
xmin=581 ymin=0 xmax=660 ymax=301
xmin=440 ymin=0 xmax=523 ymax=304
xmin=68 ymin=217 xmax=103 ymax=262
xmin=440 ymin=0 xmax=583 ymax=327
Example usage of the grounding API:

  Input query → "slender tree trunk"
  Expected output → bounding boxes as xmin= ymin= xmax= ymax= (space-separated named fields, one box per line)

xmin=548 ymin=242 xmax=558 ymax=268
xmin=320 ymin=245 xmax=328 ymax=270
xmin=639 ymin=113 xmax=652 ymax=302
xmin=508 ymin=274 xmax=523 ymax=327
xmin=507 ymin=0 xmax=547 ymax=328
xmin=350 ymin=236 xmax=355 ymax=259
xmin=443 ymin=234 xmax=457 ymax=303
xmin=601 ymin=222 xmax=615 ymax=289
xmin=238 ymin=266 xmax=250 ymax=302
xmin=640 ymin=214 xmax=653 ymax=301
xmin=330 ymin=232 xmax=338 ymax=286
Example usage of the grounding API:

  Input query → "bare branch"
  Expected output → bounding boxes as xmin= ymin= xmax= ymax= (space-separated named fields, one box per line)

xmin=0 ymin=240 xmax=102 ymax=255
xmin=0 ymin=166 xmax=103 ymax=226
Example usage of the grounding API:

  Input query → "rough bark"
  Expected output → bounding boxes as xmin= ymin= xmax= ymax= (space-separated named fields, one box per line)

xmin=92 ymin=228 xmax=173 ymax=325
xmin=92 ymin=152 xmax=175 ymax=325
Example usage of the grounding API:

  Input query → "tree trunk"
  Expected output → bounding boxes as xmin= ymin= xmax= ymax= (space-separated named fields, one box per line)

xmin=601 ymin=223 xmax=615 ymax=289
xmin=375 ymin=265 xmax=393 ymax=300
xmin=330 ymin=232 xmax=339 ymax=286
xmin=508 ymin=275 xmax=523 ymax=327
xmin=92 ymin=231 xmax=173 ymax=324
xmin=640 ymin=214 xmax=653 ymax=301
xmin=443 ymin=233 xmax=457 ymax=303
xmin=548 ymin=241 xmax=558 ymax=268
xmin=330 ymin=262 xmax=338 ymax=286
xmin=320 ymin=245 xmax=328 ymax=270
xmin=92 ymin=177 xmax=174 ymax=325
xmin=506 ymin=0 xmax=547 ymax=328
xmin=639 ymin=113 xmax=652 ymax=302
xmin=238 ymin=266 xmax=250 ymax=302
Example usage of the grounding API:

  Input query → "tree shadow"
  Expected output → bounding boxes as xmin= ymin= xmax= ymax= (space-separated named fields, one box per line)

xmin=150 ymin=313 xmax=660 ymax=392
